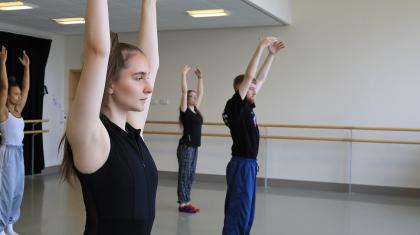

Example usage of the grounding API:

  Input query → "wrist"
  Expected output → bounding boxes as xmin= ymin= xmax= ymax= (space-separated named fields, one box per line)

xmin=143 ymin=0 xmax=157 ymax=7
xmin=143 ymin=0 xmax=157 ymax=4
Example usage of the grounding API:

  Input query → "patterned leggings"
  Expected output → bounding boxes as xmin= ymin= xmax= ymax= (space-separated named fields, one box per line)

xmin=177 ymin=144 xmax=198 ymax=204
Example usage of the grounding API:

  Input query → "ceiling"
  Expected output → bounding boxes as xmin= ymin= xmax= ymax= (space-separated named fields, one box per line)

xmin=0 ymin=0 xmax=285 ymax=35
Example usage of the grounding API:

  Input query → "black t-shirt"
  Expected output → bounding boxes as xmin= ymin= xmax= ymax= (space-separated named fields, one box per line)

xmin=76 ymin=114 xmax=158 ymax=235
xmin=222 ymin=92 xmax=260 ymax=159
xmin=180 ymin=107 xmax=203 ymax=147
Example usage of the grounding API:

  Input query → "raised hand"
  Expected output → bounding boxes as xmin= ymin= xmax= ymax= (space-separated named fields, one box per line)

xmin=259 ymin=36 xmax=278 ymax=49
xmin=194 ymin=66 xmax=202 ymax=79
xmin=182 ymin=65 xmax=191 ymax=76
xmin=18 ymin=50 xmax=30 ymax=67
xmin=268 ymin=41 xmax=285 ymax=55
xmin=0 ymin=46 xmax=7 ymax=65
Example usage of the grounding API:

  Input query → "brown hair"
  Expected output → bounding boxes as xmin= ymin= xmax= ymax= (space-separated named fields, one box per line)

xmin=8 ymin=75 xmax=20 ymax=95
xmin=60 ymin=33 xmax=144 ymax=183
xmin=233 ymin=74 xmax=257 ymax=91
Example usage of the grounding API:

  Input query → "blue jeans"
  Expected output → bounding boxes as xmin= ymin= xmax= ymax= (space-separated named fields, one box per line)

xmin=0 ymin=145 xmax=24 ymax=232
xmin=223 ymin=156 xmax=257 ymax=235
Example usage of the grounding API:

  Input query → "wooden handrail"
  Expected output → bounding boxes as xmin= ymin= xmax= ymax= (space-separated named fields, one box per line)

xmin=147 ymin=121 xmax=179 ymax=125
xmin=143 ymin=131 xmax=420 ymax=145
xmin=24 ymin=130 xmax=49 ymax=135
xmin=146 ymin=120 xmax=420 ymax=132
xmin=24 ymin=119 xmax=49 ymax=124
xmin=0 ymin=130 xmax=49 ymax=136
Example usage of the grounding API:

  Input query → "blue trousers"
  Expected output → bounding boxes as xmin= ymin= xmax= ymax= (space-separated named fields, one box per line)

xmin=0 ymin=145 xmax=24 ymax=232
xmin=223 ymin=156 xmax=257 ymax=235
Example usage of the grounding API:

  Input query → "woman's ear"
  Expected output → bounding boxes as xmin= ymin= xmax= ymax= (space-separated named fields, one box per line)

xmin=107 ymin=83 xmax=114 ymax=95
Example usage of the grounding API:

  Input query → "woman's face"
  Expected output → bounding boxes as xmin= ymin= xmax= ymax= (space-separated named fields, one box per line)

xmin=187 ymin=91 xmax=198 ymax=106
xmin=8 ymin=86 xmax=22 ymax=105
xmin=109 ymin=52 xmax=153 ymax=112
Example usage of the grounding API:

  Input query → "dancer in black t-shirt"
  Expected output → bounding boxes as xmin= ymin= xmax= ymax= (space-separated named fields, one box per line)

xmin=177 ymin=65 xmax=204 ymax=213
xmin=222 ymin=37 xmax=285 ymax=235
xmin=60 ymin=0 xmax=160 ymax=234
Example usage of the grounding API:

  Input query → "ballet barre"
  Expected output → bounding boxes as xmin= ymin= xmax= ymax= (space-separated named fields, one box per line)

xmin=145 ymin=121 xmax=420 ymax=191
xmin=26 ymin=119 xmax=49 ymax=176
xmin=146 ymin=120 xmax=420 ymax=133
xmin=25 ymin=119 xmax=49 ymax=124
xmin=24 ymin=130 xmax=49 ymax=135
xmin=143 ymin=130 xmax=420 ymax=145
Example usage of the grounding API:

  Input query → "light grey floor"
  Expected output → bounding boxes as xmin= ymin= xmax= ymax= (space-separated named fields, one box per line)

xmin=14 ymin=173 xmax=420 ymax=235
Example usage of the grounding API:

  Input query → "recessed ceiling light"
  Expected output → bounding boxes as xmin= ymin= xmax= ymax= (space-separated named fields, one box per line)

xmin=53 ymin=17 xmax=85 ymax=25
xmin=187 ymin=9 xmax=229 ymax=18
xmin=0 ymin=1 xmax=35 ymax=11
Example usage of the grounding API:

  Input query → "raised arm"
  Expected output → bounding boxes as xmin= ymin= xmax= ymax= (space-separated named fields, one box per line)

xmin=128 ymin=0 xmax=159 ymax=132
xmin=237 ymin=37 xmax=277 ymax=100
xmin=194 ymin=66 xmax=204 ymax=108
xmin=0 ymin=46 xmax=8 ymax=116
xmin=16 ymin=50 xmax=30 ymax=113
xmin=66 ymin=0 xmax=111 ymax=173
xmin=180 ymin=65 xmax=190 ymax=112
xmin=255 ymin=41 xmax=285 ymax=94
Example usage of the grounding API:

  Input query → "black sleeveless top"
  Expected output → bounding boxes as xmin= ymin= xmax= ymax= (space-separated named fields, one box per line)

xmin=179 ymin=107 xmax=203 ymax=147
xmin=76 ymin=114 xmax=158 ymax=235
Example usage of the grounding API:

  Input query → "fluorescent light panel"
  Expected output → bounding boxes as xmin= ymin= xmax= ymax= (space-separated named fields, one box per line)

xmin=53 ymin=17 xmax=85 ymax=25
xmin=187 ymin=9 xmax=229 ymax=18
xmin=0 ymin=1 xmax=24 ymax=7
xmin=0 ymin=1 xmax=33 ymax=11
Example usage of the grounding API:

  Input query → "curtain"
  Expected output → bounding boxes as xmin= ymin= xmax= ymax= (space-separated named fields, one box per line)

xmin=0 ymin=31 xmax=52 ymax=175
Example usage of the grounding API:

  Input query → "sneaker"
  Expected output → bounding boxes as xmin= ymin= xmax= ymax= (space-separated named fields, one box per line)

xmin=186 ymin=204 xmax=200 ymax=213
xmin=178 ymin=205 xmax=197 ymax=213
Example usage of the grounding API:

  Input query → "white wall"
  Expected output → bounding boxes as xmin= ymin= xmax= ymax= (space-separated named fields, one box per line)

xmin=63 ymin=0 xmax=420 ymax=188
xmin=0 ymin=22 xmax=66 ymax=168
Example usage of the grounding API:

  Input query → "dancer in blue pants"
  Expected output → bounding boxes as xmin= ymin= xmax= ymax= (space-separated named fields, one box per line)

xmin=222 ymin=37 xmax=285 ymax=235
xmin=0 ymin=46 xmax=30 ymax=235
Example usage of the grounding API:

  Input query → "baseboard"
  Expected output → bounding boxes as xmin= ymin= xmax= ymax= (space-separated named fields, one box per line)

xmin=39 ymin=167 xmax=420 ymax=197
xmin=159 ymin=171 xmax=420 ymax=197
xmin=39 ymin=165 xmax=61 ymax=175
xmin=350 ymin=184 xmax=420 ymax=197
